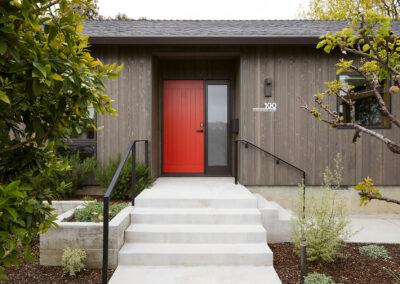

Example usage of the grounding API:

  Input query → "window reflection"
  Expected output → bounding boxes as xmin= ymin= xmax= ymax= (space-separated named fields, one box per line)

xmin=338 ymin=75 xmax=389 ymax=127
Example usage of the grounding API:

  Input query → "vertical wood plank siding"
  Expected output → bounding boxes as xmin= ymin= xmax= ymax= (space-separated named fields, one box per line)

xmin=239 ymin=46 xmax=400 ymax=185
xmin=93 ymin=46 xmax=152 ymax=167
xmin=92 ymin=45 xmax=399 ymax=185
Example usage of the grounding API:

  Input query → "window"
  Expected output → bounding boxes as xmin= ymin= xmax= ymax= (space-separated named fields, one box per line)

xmin=338 ymin=74 xmax=390 ymax=128
xmin=60 ymin=107 xmax=97 ymax=159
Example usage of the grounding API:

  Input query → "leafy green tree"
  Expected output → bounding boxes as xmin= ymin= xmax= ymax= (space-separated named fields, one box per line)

xmin=0 ymin=0 xmax=121 ymax=278
xmin=301 ymin=0 xmax=400 ymax=19
xmin=301 ymin=11 xmax=400 ymax=206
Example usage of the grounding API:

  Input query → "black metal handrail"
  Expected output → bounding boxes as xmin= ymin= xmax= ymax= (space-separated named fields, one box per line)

xmin=102 ymin=140 xmax=148 ymax=284
xmin=234 ymin=139 xmax=306 ymax=214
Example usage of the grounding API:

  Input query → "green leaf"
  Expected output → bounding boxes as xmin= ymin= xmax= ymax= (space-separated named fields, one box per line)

xmin=107 ymin=73 xmax=120 ymax=79
xmin=0 ymin=90 xmax=10 ymax=104
xmin=33 ymin=62 xmax=47 ymax=77
xmin=48 ymin=26 xmax=58 ymax=43
xmin=324 ymin=45 xmax=332 ymax=54
xmin=362 ymin=44 xmax=370 ymax=52
xmin=0 ymin=39 xmax=7 ymax=55
xmin=5 ymin=207 xmax=18 ymax=220
xmin=49 ymin=73 xmax=63 ymax=81
xmin=115 ymin=64 xmax=124 ymax=73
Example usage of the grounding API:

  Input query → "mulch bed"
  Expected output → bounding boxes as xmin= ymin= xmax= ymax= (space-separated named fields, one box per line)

xmin=270 ymin=242 xmax=400 ymax=284
xmin=3 ymin=237 xmax=399 ymax=283
xmin=0 ymin=236 xmax=114 ymax=284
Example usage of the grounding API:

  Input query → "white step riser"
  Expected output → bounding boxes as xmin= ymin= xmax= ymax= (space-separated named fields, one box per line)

xmin=125 ymin=231 xmax=267 ymax=243
xmin=131 ymin=213 xmax=261 ymax=224
xmin=118 ymin=253 xmax=273 ymax=266
xmin=135 ymin=198 xmax=257 ymax=209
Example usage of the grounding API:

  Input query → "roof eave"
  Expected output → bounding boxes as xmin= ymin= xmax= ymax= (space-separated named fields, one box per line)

xmin=88 ymin=36 xmax=320 ymax=45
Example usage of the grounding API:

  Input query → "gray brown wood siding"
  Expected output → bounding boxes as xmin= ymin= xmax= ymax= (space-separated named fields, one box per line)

xmin=92 ymin=45 xmax=399 ymax=186
xmin=92 ymin=46 xmax=152 ymax=167
xmin=238 ymin=46 xmax=400 ymax=186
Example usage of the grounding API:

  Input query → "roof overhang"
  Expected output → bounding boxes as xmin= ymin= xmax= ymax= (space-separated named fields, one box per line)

xmin=88 ymin=36 xmax=320 ymax=45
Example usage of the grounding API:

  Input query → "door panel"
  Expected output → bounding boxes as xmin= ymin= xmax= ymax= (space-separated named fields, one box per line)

xmin=163 ymin=80 xmax=204 ymax=173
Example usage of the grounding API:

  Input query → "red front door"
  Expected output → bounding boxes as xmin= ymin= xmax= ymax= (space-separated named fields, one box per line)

xmin=163 ymin=80 xmax=204 ymax=173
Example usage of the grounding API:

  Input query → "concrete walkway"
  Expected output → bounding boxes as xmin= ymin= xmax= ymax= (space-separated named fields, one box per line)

xmin=348 ymin=214 xmax=400 ymax=243
xmin=109 ymin=177 xmax=281 ymax=284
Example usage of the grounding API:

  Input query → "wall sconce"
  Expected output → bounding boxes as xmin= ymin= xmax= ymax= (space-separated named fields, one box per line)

xmin=264 ymin=78 xmax=272 ymax=97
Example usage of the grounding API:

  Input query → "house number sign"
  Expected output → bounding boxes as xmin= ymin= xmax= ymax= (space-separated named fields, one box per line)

xmin=253 ymin=102 xmax=277 ymax=112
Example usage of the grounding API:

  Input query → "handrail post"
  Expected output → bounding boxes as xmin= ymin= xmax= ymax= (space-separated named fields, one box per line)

xmin=145 ymin=140 xmax=149 ymax=168
xmin=234 ymin=140 xmax=238 ymax=184
xmin=131 ymin=142 xmax=136 ymax=206
xmin=302 ymin=172 xmax=306 ymax=218
xmin=102 ymin=196 xmax=109 ymax=284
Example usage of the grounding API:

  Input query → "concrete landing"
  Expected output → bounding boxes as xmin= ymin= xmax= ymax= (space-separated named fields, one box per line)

xmin=109 ymin=266 xmax=282 ymax=284
xmin=348 ymin=214 xmax=400 ymax=243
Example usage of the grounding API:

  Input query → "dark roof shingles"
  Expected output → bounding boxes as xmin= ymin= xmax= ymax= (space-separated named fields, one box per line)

xmin=82 ymin=19 xmax=400 ymax=39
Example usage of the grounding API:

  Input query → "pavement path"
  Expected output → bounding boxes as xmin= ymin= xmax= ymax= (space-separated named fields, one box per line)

xmin=348 ymin=214 xmax=400 ymax=243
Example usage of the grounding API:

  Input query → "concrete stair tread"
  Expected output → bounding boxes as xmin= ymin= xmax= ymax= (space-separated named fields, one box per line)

xmin=126 ymin=223 xmax=266 ymax=233
xmin=132 ymin=207 xmax=261 ymax=215
xmin=119 ymin=242 xmax=272 ymax=254
xmin=109 ymin=266 xmax=282 ymax=284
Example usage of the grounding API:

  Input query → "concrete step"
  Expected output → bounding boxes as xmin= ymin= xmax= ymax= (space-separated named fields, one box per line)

xmin=134 ymin=197 xmax=258 ymax=209
xmin=109 ymin=265 xmax=282 ymax=284
xmin=118 ymin=243 xmax=273 ymax=266
xmin=131 ymin=208 xmax=262 ymax=224
xmin=125 ymin=224 xmax=267 ymax=243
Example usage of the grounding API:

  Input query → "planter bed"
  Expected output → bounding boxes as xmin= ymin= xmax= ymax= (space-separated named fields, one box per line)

xmin=0 ymin=236 xmax=114 ymax=284
xmin=40 ymin=202 xmax=132 ymax=269
xmin=270 ymin=242 xmax=400 ymax=284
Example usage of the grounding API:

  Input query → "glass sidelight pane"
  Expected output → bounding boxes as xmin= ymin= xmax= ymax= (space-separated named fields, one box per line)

xmin=207 ymin=85 xmax=228 ymax=166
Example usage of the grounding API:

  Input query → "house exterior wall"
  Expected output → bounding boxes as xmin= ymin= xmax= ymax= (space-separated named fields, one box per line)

xmin=238 ymin=46 xmax=400 ymax=186
xmin=92 ymin=46 xmax=152 ymax=167
xmin=91 ymin=45 xmax=400 ymax=186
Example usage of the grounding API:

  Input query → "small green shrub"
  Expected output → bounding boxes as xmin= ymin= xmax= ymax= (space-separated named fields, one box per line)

xmin=290 ymin=153 xmax=354 ymax=263
xmin=359 ymin=245 xmax=390 ymax=259
xmin=61 ymin=248 xmax=86 ymax=276
xmin=304 ymin=273 xmax=335 ymax=284
xmin=81 ymin=195 xmax=96 ymax=201
xmin=74 ymin=201 xmax=129 ymax=222
xmin=95 ymin=154 xmax=153 ymax=199
xmin=35 ymin=153 xmax=96 ymax=199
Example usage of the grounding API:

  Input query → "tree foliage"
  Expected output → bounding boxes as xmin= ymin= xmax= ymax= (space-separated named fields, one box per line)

xmin=301 ymin=0 xmax=400 ymax=20
xmin=0 ymin=0 xmax=121 ymax=278
xmin=301 ymin=11 xmax=400 ymax=206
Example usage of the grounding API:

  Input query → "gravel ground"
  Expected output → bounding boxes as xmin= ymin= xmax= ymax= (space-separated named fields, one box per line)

xmin=270 ymin=242 xmax=400 ymax=284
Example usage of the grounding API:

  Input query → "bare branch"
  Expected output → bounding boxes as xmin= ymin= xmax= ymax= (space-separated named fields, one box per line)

xmin=350 ymin=64 xmax=400 ymax=128
xmin=359 ymin=191 xmax=400 ymax=205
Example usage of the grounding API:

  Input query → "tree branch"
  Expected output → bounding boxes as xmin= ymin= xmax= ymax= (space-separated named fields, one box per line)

xmin=0 ymin=126 xmax=55 ymax=154
xmin=350 ymin=64 xmax=400 ymax=128
xmin=359 ymin=191 xmax=400 ymax=205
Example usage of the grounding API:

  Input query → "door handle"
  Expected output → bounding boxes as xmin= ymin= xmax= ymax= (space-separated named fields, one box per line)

xmin=196 ymin=130 xmax=204 ymax=133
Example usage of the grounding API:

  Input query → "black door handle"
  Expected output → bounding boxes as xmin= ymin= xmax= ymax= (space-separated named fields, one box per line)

xmin=196 ymin=130 xmax=204 ymax=133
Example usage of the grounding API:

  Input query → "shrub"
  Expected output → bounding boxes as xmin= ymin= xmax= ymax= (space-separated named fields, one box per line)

xmin=81 ymin=195 xmax=96 ymax=201
xmin=359 ymin=245 xmax=391 ymax=259
xmin=54 ymin=153 xmax=96 ymax=198
xmin=74 ymin=201 xmax=129 ymax=222
xmin=304 ymin=272 xmax=335 ymax=284
xmin=290 ymin=153 xmax=354 ymax=263
xmin=95 ymin=154 xmax=153 ymax=199
xmin=61 ymin=248 xmax=86 ymax=276
xmin=34 ymin=153 xmax=96 ymax=199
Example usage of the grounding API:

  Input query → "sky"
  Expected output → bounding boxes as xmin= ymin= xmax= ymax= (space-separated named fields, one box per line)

xmin=97 ymin=0 xmax=311 ymax=20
